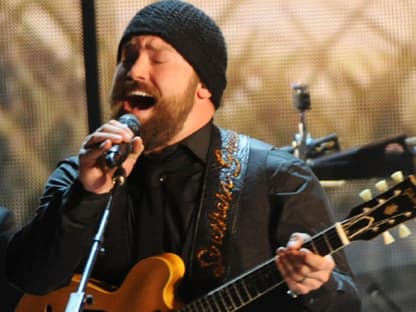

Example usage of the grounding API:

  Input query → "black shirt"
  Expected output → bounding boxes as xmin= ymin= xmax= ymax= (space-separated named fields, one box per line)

xmin=129 ymin=122 xmax=212 ymax=263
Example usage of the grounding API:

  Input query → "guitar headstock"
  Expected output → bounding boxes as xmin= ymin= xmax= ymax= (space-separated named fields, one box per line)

xmin=342 ymin=172 xmax=416 ymax=243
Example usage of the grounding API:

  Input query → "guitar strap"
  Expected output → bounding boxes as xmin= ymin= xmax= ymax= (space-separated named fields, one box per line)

xmin=186 ymin=127 xmax=249 ymax=289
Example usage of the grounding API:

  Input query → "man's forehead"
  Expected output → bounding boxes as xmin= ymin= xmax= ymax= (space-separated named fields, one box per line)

xmin=124 ymin=35 xmax=175 ymax=51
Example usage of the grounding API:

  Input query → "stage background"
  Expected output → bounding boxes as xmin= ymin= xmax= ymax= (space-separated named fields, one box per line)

xmin=1 ymin=1 xmax=416 ymax=310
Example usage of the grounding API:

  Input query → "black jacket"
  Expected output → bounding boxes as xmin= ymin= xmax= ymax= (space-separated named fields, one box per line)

xmin=0 ymin=207 xmax=23 ymax=311
xmin=7 ymin=125 xmax=361 ymax=311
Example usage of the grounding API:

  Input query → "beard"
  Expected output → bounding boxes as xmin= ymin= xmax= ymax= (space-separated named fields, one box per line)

xmin=110 ymin=73 xmax=199 ymax=152
xmin=140 ymin=77 xmax=198 ymax=152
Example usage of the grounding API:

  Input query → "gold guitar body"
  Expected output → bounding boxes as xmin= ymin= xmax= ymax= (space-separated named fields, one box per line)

xmin=15 ymin=253 xmax=185 ymax=312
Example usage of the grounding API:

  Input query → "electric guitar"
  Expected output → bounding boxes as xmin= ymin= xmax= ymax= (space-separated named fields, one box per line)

xmin=15 ymin=172 xmax=416 ymax=312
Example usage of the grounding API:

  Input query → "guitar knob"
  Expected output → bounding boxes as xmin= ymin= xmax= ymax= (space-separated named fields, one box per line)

xmin=86 ymin=294 xmax=94 ymax=305
xmin=391 ymin=171 xmax=404 ymax=183
xmin=398 ymin=224 xmax=411 ymax=238
xmin=382 ymin=231 xmax=395 ymax=244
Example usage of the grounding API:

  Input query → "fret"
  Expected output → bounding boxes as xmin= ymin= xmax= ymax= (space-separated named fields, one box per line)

xmin=243 ymin=261 xmax=281 ymax=300
xmin=322 ymin=228 xmax=344 ymax=254
xmin=323 ymin=233 xmax=334 ymax=253
xmin=329 ymin=226 xmax=346 ymax=251
xmin=240 ymin=279 xmax=253 ymax=302
xmin=192 ymin=296 xmax=215 ymax=312
xmin=196 ymin=298 xmax=207 ymax=312
xmin=306 ymin=238 xmax=319 ymax=254
xmin=229 ymin=283 xmax=244 ymax=307
xmin=303 ymin=227 xmax=345 ymax=257
xmin=234 ymin=279 xmax=252 ymax=302
xmin=209 ymin=293 xmax=222 ymax=311
xmin=244 ymin=274 xmax=261 ymax=298
xmin=208 ymin=291 xmax=227 ymax=311
xmin=218 ymin=289 xmax=234 ymax=311
xmin=252 ymin=269 xmax=270 ymax=292
xmin=313 ymin=235 xmax=331 ymax=255
xmin=223 ymin=287 xmax=237 ymax=310
xmin=250 ymin=275 xmax=264 ymax=296
xmin=180 ymin=303 xmax=191 ymax=311
xmin=201 ymin=296 xmax=214 ymax=312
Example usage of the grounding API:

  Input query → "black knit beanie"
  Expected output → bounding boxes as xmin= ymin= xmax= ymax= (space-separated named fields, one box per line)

xmin=116 ymin=0 xmax=227 ymax=109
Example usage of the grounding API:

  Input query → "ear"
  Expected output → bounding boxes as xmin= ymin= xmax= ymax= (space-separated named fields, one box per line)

xmin=196 ymin=83 xmax=212 ymax=100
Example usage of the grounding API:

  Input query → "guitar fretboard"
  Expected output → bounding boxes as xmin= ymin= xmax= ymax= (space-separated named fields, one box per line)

xmin=178 ymin=224 xmax=345 ymax=311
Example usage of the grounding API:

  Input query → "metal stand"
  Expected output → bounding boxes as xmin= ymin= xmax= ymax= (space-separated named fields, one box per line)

xmin=64 ymin=167 xmax=126 ymax=312
xmin=291 ymin=83 xmax=311 ymax=160
xmin=290 ymin=83 xmax=340 ymax=161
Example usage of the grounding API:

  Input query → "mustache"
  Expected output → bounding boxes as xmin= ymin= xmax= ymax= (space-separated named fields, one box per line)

xmin=111 ymin=79 xmax=158 ymax=102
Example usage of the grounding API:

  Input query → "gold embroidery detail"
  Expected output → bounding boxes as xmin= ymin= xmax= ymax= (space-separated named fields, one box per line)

xmin=197 ymin=131 xmax=242 ymax=278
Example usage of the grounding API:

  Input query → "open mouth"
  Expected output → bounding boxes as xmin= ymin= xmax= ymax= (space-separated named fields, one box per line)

xmin=125 ymin=91 xmax=156 ymax=109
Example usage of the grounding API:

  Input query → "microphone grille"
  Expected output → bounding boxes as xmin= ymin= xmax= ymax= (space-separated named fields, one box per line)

xmin=119 ymin=114 xmax=141 ymax=136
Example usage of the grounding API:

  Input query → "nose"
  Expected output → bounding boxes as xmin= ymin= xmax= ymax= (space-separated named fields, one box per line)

xmin=127 ymin=54 xmax=150 ymax=81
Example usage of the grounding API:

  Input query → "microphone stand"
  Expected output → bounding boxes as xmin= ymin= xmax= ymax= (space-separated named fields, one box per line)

xmin=64 ymin=167 xmax=126 ymax=312
xmin=294 ymin=109 xmax=308 ymax=160
xmin=291 ymin=83 xmax=311 ymax=160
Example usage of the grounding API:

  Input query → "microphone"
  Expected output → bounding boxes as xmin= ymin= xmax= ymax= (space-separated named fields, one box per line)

xmin=105 ymin=114 xmax=141 ymax=168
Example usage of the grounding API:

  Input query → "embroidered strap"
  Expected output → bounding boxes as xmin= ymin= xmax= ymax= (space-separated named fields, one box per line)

xmin=192 ymin=128 xmax=249 ymax=283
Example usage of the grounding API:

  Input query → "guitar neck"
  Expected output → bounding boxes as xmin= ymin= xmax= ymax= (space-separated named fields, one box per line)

xmin=180 ymin=224 xmax=346 ymax=311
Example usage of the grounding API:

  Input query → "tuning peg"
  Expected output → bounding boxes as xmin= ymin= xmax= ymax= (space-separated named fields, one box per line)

xmin=382 ymin=231 xmax=395 ymax=244
xmin=398 ymin=224 xmax=411 ymax=238
xmin=359 ymin=189 xmax=373 ymax=201
xmin=387 ymin=172 xmax=412 ymax=239
xmin=391 ymin=171 xmax=404 ymax=183
xmin=375 ymin=179 xmax=388 ymax=192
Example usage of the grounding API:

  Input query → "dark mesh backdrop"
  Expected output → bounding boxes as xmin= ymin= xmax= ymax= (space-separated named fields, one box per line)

xmin=2 ymin=1 xmax=416 ymax=310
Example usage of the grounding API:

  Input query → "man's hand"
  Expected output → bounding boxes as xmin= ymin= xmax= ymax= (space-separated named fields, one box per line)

xmin=276 ymin=232 xmax=335 ymax=297
xmin=79 ymin=118 xmax=144 ymax=194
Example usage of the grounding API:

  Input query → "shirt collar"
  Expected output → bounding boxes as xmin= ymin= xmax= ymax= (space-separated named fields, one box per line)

xmin=179 ymin=120 xmax=212 ymax=164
